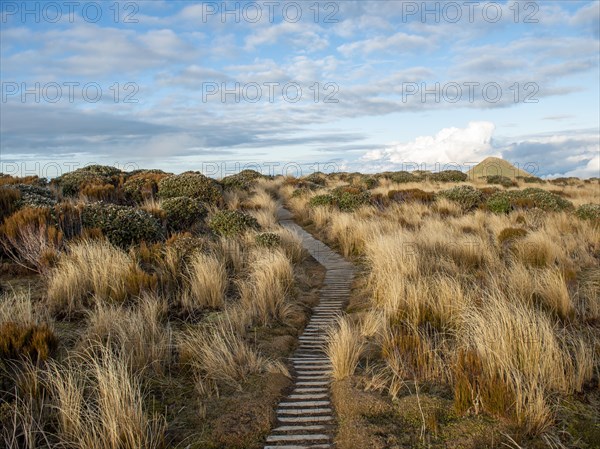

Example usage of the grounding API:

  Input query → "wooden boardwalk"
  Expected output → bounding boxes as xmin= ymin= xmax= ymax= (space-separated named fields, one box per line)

xmin=264 ymin=209 xmax=355 ymax=449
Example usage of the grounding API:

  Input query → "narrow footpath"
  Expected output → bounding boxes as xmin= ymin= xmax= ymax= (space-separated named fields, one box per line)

xmin=264 ymin=209 xmax=355 ymax=449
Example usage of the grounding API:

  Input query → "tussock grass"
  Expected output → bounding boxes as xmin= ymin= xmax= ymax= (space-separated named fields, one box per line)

xmin=326 ymin=316 xmax=365 ymax=381
xmin=184 ymin=252 xmax=227 ymax=311
xmin=47 ymin=239 xmax=157 ymax=316
xmin=239 ymin=248 xmax=295 ymax=326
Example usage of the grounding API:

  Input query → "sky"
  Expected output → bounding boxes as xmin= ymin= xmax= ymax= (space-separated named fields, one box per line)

xmin=0 ymin=0 xmax=599 ymax=179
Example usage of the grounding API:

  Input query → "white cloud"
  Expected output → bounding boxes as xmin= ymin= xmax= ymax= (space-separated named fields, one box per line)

xmin=363 ymin=121 xmax=498 ymax=167
xmin=337 ymin=31 xmax=431 ymax=56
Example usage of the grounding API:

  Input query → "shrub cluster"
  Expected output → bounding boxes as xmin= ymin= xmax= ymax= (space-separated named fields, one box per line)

xmin=429 ymin=170 xmax=468 ymax=182
xmin=255 ymin=232 xmax=282 ymax=248
xmin=161 ymin=196 xmax=207 ymax=232
xmin=485 ymin=175 xmax=516 ymax=188
xmin=575 ymin=203 xmax=600 ymax=221
xmin=439 ymin=185 xmax=484 ymax=209
xmin=54 ymin=165 xmax=123 ymax=197
xmin=208 ymin=210 xmax=260 ymax=237
xmin=519 ymin=176 xmax=545 ymax=184
xmin=5 ymin=184 xmax=57 ymax=209
xmin=387 ymin=188 xmax=435 ymax=203
xmin=81 ymin=202 xmax=163 ymax=247
xmin=486 ymin=188 xmax=574 ymax=214
xmin=123 ymin=170 xmax=170 ymax=203
xmin=158 ymin=173 xmax=222 ymax=204
xmin=304 ymin=172 xmax=327 ymax=186
xmin=331 ymin=186 xmax=371 ymax=212
xmin=309 ymin=194 xmax=335 ymax=207
xmin=221 ymin=169 xmax=265 ymax=190
xmin=388 ymin=171 xmax=417 ymax=183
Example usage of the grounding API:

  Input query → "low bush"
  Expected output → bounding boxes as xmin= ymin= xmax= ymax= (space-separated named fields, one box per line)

xmin=429 ymin=170 xmax=468 ymax=182
xmin=221 ymin=169 xmax=265 ymax=191
xmin=54 ymin=165 xmax=123 ymax=197
xmin=486 ymin=188 xmax=574 ymax=214
xmin=438 ymin=185 xmax=484 ymax=209
xmin=158 ymin=173 xmax=223 ymax=205
xmin=388 ymin=171 xmax=416 ymax=183
xmin=520 ymin=176 xmax=545 ymax=184
xmin=208 ymin=210 xmax=260 ymax=237
xmin=255 ymin=232 xmax=281 ymax=248
xmin=304 ymin=172 xmax=327 ymax=186
xmin=331 ymin=186 xmax=371 ymax=212
xmin=123 ymin=170 xmax=170 ymax=203
xmin=575 ymin=203 xmax=600 ymax=222
xmin=81 ymin=202 xmax=163 ymax=248
xmin=160 ymin=196 xmax=206 ymax=232
xmin=309 ymin=194 xmax=335 ymax=208
xmin=387 ymin=189 xmax=435 ymax=203
xmin=485 ymin=175 xmax=516 ymax=188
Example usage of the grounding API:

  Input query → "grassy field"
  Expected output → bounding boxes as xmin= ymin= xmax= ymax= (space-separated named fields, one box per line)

xmin=281 ymin=169 xmax=599 ymax=448
xmin=1 ymin=165 xmax=599 ymax=448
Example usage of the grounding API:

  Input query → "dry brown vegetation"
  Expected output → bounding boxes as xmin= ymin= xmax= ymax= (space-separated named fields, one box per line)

xmin=283 ymin=172 xmax=599 ymax=448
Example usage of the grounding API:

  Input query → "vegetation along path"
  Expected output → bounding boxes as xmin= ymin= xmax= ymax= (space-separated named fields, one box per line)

xmin=265 ymin=208 xmax=355 ymax=449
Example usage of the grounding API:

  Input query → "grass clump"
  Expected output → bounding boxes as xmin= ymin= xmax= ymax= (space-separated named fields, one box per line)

xmin=326 ymin=316 xmax=365 ymax=380
xmin=497 ymin=227 xmax=528 ymax=245
xmin=157 ymin=173 xmax=222 ymax=204
xmin=81 ymin=202 xmax=163 ymax=248
xmin=0 ymin=322 xmax=58 ymax=364
xmin=47 ymin=240 xmax=157 ymax=316
xmin=208 ymin=210 xmax=260 ymax=237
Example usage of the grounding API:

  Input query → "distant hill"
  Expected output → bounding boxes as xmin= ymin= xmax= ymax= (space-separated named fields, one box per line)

xmin=467 ymin=157 xmax=532 ymax=180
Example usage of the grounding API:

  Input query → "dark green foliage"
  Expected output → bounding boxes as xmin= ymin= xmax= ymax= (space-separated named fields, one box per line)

xmin=485 ymin=175 xmax=516 ymax=188
xmin=429 ymin=170 xmax=468 ymax=183
xmin=575 ymin=203 xmax=600 ymax=221
xmin=255 ymin=232 xmax=281 ymax=248
xmin=123 ymin=170 xmax=170 ymax=203
xmin=158 ymin=173 xmax=222 ymax=204
xmin=221 ymin=169 xmax=266 ymax=191
xmin=208 ymin=210 xmax=260 ymax=237
xmin=161 ymin=197 xmax=207 ymax=232
xmin=389 ymin=171 xmax=417 ymax=183
xmin=81 ymin=202 xmax=163 ymax=247
xmin=438 ymin=185 xmax=484 ymax=209
xmin=54 ymin=165 xmax=123 ymax=196
xmin=485 ymin=188 xmax=574 ymax=214
xmin=309 ymin=194 xmax=335 ymax=207
xmin=304 ymin=172 xmax=327 ymax=186
xmin=519 ymin=176 xmax=545 ymax=184
xmin=332 ymin=186 xmax=371 ymax=212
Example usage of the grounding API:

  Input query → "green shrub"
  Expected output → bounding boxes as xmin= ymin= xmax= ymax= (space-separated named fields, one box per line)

xmin=305 ymin=172 xmax=327 ymax=186
xmin=333 ymin=187 xmax=371 ymax=212
xmin=575 ymin=203 xmax=600 ymax=221
xmin=389 ymin=171 xmax=416 ymax=183
xmin=81 ymin=202 xmax=163 ymax=247
xmin=221 ymin=169 xmax=265 ymax=191
xmin=123 ymin=170 xmax=170 ymax=203
xmin=520 ymin=176 xmax=545 ymax=184
xmin=429 ymin=170 xmax=468 ymax=182
xmin=4 ymin=184 xmax=57 ymax=209
xmin=309 ymin=194 xmax=335 ymax=207
xmin=158 ymin=173 xmax=222 ymax=204
xmin=0 ymin=322 xmax=58 ymax=363
xmin=161 ymin=197 xmax=207 ymax=232
xmin=438 ymin=185 xmax=484 ymax=209
xmin=255 ymin=232 xmax=281 ymax=248
xmin=387 ymin=188 xmax=435 ymax=203
xmin=485 ymin=175 xmax=516 ymax=188
xmin=54 ymin=165 xmax=123 ymax=196
xmin=352 ymin=175 xmax=377 ymax=189
xmin=208 ymin=210 xmax=260 ymax=237
xmin=486 ymin=188 xmax=573 ymax=214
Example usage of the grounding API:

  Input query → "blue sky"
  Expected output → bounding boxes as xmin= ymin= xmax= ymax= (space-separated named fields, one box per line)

xmin=1 ymin=0 xmax=599 ymax=178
